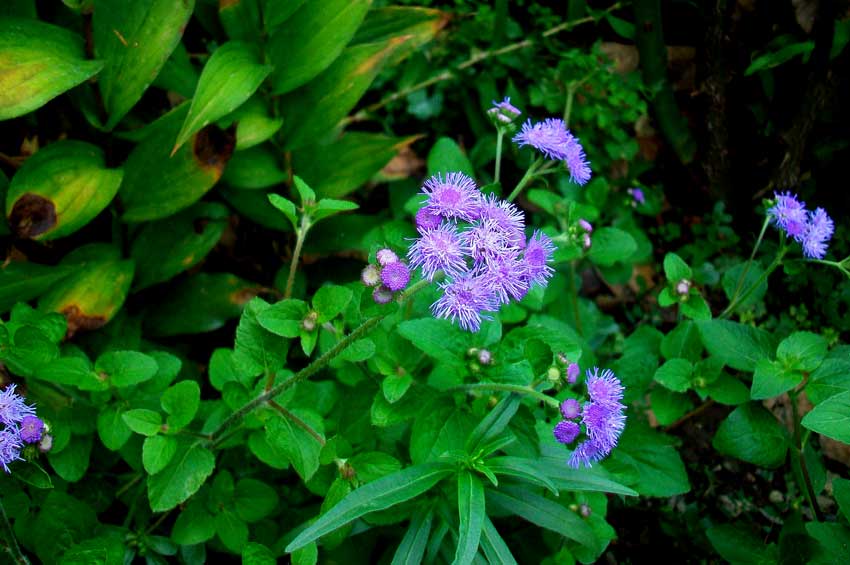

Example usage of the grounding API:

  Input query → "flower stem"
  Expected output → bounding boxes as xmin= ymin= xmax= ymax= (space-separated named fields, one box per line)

xmin=0 ymin=498 xmax=28 ymax=565
xmin=790 ymin=391 xmax=824 ymax=521
xmin=284 ymin=215 xmax=311 ymax=299
xmin=506 ymin=158 xmax=543 ymax=202
xmin=724 ymin=216 xmax=770 ymax=315
xmin=721 ymin=236 xmax=785 ymax=319
xmin=494 ymin=130 xmax=504 ymax=183
xmin=450 ymin=382 xmax=560 ymax=409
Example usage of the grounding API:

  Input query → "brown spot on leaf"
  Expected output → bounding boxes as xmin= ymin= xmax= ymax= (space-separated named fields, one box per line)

xmin=61 ymin=305 xmax=107 ymax=338
xmin=230 ymin=286 xmax=261 ymax=306
xmin=219 ymin=0 xmax=240 ymax=8
xmin=9 ymin=193 xmax=57 ymax=239
xmin=193 ymin=124 xmax=236 ymax=178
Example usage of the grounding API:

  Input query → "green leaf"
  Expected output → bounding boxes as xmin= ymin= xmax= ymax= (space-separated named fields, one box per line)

xmin=650 ymin=388 xmax=692 ymax=426
xmin=750 ymin=358 xmax=803 ymax=400
xmin=776 ymin=331 xmax=827 ymax=372
xmin=663 ymin=252 xmax=691 ymax=281
xmin=266 ymin=409 xmax=323 ymax=481
xmin=122 ymin=409 xmax=162 ymax=436
xmin=0 ymin=262 xmax=77 ymax=314
xmin=486 ymin=486 xmax=595 ymax=548
xmin=161 ymin=380 xmax=201 ymax=429
xmin=47 ymin=434 xmax=92 ymax=482
xmin=397 ymin=318 xmax=468 ymax=367
xmin=382 ymin=373 xmax=413 ymax=403
xmin=465 ymin=394 xmax=520 ymax=453
xmin=293 ymin=175 xmax=316 ymax=205
xmin=480 ymin=516 xmax=518 ymax=565
xmin=234 ymin=479 xmax=280 ymax=522
xmin=13 ymin=460 xmax=53 ymax=489
xmin=681 ymin=294 xmax=712 ymax=321
xmin=285 ymin=462 xmax=454 ymax=552
xmin=802 ymin=391 xmax=850 ymax=443
xmin=93 ymin=0 xmax=194 ymax=129
xmin=215 ymin=509 xmax=249 ymax=552
xmin=222 ymin=144 xmax=287 ymax=189
xmin=391 ymin=508 xmax=433 ymax=565
xmin=722 ymin=263 xmax=767 ymax=311
xmin=5 ymin=141 xmax=123 ymax=240
xmin=173 ymin=41 xmax=271 ymax=152
xmin=745 ymin=41 xmax=814 ymax=75
xmin=147 ymin=440 xmax=216 ymax=512
xmin=0 ymin=17 xmax=103 ymax=120
xmin=805 ymin=522 xmax=850 ymax=564
xmin=257 ymin=299 xmax=309 ymax=338
xmin=454 ymin=471 xmax=485 ymax=565
xmin=233 ymin=297 xmax=289 ymax=375
xmin=588 ymin=227 xmax=638 ymax=266
xmin=605 ymin=423 xmax=689 ymax=497
xmin=660 ymin=321 xmax=703 ymax=362
xmin=713 ymin=403 xmax=788 ymax=468
xmin=291 ymin=543 xmax=318 ymax=565
xmin=268 ymin=0 xmax=371 ymax=95
xmin=142 ymin=435 xmax=178 ymax=475
xmin=223 ymin=96 xmax=284 ymax=150
xmin=97 ymin=405 xmax=132 ymax=451
xmin=171 ymin=499 xmax=216 ymax=545
xmin=242 ymin=542 xmax=277 ymax=565
xmin=833 ymin=478 xmax=850 ymax=522
xmin=697 ymin=320 xmax=775 ymax=371
xmin=706 ymin=523 xmax=779 ymax=565
xmin=487 ymin=456 xmax=558 ymax=495
xmin=35 ymin=356 xmax=99 ymax=389
xmin=95 ymin=350 xmax=158 ymax=387
xmin=653 ymin=358 xmax=693 ymax=392
xmin=704 ymin=373 xmax=751 ymax=405
xmin=426 ymin=137 xmax=475 ymax=177
xmin=267 ymin=194 xmax=299 ymax=230
xmin=130 ymin=202 xmax=228 ymax=290
xmin=312 ymin=285 xmax=353 ymax=323
xmin=311 ymin=198 xmax=359 ymax=223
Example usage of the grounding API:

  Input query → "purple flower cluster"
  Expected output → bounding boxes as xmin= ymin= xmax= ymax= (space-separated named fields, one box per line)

xmin=0 ymin=384 xmax=44 ymax=473
xmin=513 ymin=118 xmax=591 ymax=185
xmin=767 ymin=191 xmax=834 ymax=259
xmin=552 ymin=368 xmax=627 ymax=468
xmin=361 ymin=249 xmax=411 ymax=304
xmin=407 ymin=172 xmax=556 ymax=332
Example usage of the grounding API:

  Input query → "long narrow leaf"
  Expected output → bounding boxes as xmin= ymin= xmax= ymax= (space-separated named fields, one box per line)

xmin=286 ymin=462 xmax=453 ymax=552
xmin=487 ymin=456 xmax=559 ymax=495
xmin=480 ymin=516 xmax=518 ymax=565
xmin=543 ymin=460 xmax=638 ymax=496
xmin=391 ymin=507 xmax=434 ymax=565
xmin=465 ymin=393 xmax=520 ymax=453
xmin=453 ymin=472 xmax=485 ymax=565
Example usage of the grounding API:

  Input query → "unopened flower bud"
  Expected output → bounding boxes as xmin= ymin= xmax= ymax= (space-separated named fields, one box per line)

xmin=547 ymin=366 xmax=561 ymax=383
xmin=582 ymin=233 xmax=592 ymax=250
xmin=477 ymin=349 xmax=492 ymax=365
xmin=560 ymin=398 xmax=580 ymax=419
xmin=578 ymin=219 xmax=593 ymax=233
xmin=675 ymin=279 xmax=691 ymax=296
xmin=302 ymin=311 xmax=318 ymax=331
xmin=566 ymin=363 xmax=580 ymax=384
xmin=579 ymin=504 xmax=592 ymax=518
xmin=361 ymin=264 xmax=380 ymax=287
xmin=372 ymin=285 xmax=394 ymax=305
xmin=556 ymin=352 xmax=569 ymax=366
xmin=376 ymin=248 xmax=398 ymax=266
xmin=38 ymin=434 xmax=53 ymax=453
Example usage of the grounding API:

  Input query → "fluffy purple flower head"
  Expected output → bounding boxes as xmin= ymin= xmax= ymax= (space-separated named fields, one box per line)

xmin=474 ymin=195 xmax=526 ymax=248
xmin=415 ymin=208 xmax=443 ymax=233
xmin=560 ymin=398 xmax=581 ymax=419
xmin=585 ymin=368 xmax=626 ymax=407
xmin=372 ymin=285 xmax=394 ymax=305
xmin=421 ymin=173 xmax=480 ymax=222
xmin=0 ymin=384 xmax=36 ymax=427
xmin=376 ymin=248 xmax=399 ymax=266
xmin=768 ymin=191 xmax=808 ymax=241
xmin=566 ymin=363 xmax=580 ymax=384
xmin=361 ymin=264 xmax=380 ymax=287
xmin=0 ymin=428 xmax=23 ymax=473
xmin=629 ymin=188 xmax=646 ymax=205
xmin=563 ymin=132 xmax=592 ymax=185
xmin=553 ymin=420 xmax=580 ymax=445
xmin=802 ymin=207 xmax=834 ymax=260
xmin=492 ymin=96 xmax=521 ymax=117
xmin=480 ymin=252 xmax=529 ymax=304
xmin=408 ymin=223 xmax=469 ymax=281
xmin=380 ymin=262 xmax=411 ymax=292
xmin=581 ymin=401 xmax=627 ymax=452
xmin=19 ymin=415 xmax=43 ymax=444
xmin=431 ymin=274 xmax=497 ymax=332
xmin=513 ymin=118 xmax=570 ymax=161
xmin=567 ymin=438 xmax=607 ymax=468
xmin=461 ymin=219 xmax=513 ymax=263
xmin=522 ymin=230 xmax=555 ymax=287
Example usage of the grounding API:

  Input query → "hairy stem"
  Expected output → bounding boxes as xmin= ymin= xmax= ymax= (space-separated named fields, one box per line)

xmin=450 ymin=382 xmax=560 ymax=409
xmin=0 ymin=497 xmax=28 ymax=565
xmin=506 ymin=158 xmax=543 ymax=202
xmin=269 ymin=400 xmax=326 ymax=446
xmin=284 ymin=216 xmax=311 ymax=299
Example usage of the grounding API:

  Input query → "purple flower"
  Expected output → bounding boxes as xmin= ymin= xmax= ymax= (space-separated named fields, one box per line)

xmin=430 ymin=274 xmax=497 ymax=332
xmin=19 ymin=416 xmax=43 ymax=444
xmin=0 ymin=428 xmax=23 ymax=474
xmin=768 ymin=191 xmax=808 ymax=241
xmin=474 ymin=195 xmax=525 ymax=248
xmin=480 ymin=252 xmax=529 ymax=304
xmin=421 ymin=173 xmax=481 ymax=222
xmin=415 ymin=208 xmax=442 ymax=232
xmin=461 ymin=220 xmax=513 ymax=263
xmin=0 ymin=384 xmax=35 ymax=427
xmin=566 ymin=363 xmax=580 ymax=384
xmin=628 ymin=187 xmax=646 ymax=205
xmin=492 ymin=96 xmax=521 ymax=117
xmin=567 ymin=439 xmax=607 ymax=468
xmin=553 ymin=420 xmax=580 ymax=444
xmin=381 ymin=262 xmax=411 ymax=292
xmin=408 ymin=223 xmax=469 ymax=281
xmin=513 ymin=118 xmax=570 ymax=161
xmin=560 ymin=398 xmax=580 ymax=419
xmin=581 ymin=401 xmax=626 ymax=452
xmin=801 ymin=207 xmax=834 ymax=260
xmin=563 ymin=132 xmax=591 ymax=185
xmin=585 ymin=368 xmax=626 ymax=407
xmin=376 ymin=248 xmax=399 ymax=266
xmin=521 ymin=230 xmax=555 ymax=287
xmin=372 ymin=285 xmax=394 ymax=305
xmin=361 ymin=264 xmax=380 ymax=287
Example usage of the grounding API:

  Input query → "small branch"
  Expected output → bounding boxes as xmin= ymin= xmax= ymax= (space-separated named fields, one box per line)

xmin=449 ymin=382 xmax=560 ymax=409
xmin=144 ymin=510 xmax=173 ymax=536
xmin=268 ymin=400 xmax=326 ymax=446
xmin=0 ymin=497 xmax=28 ymax=565
xmin=284 ymin=216 xmax=310 ymax=299
xmin=723 ymin=216 xmax=770 ymax=316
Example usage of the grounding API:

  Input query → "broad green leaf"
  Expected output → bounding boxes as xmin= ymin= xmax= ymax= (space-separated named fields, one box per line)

xmin=4 ymin=325 xmax=60 ymax=377
xmin=147 ymin=440 xmax=216 ymax=512
xmin=805 ymin=522 xmax=850 ymax=565
xmin=293 ymin=175 xmax=316 ymax=205
xmin=13 ymin=460 xmax=53 ymax=489
xmin=834 ymin=477 xmax=850 ymax=522
xmin=293 ymin=132 xmax=422 ymax=198
xmin=660 ymin=321 xmax=703 ymax=362
xmin=681 ymin=294 xmax=711 ymax=321
xmin=722 ymin=263 xmax=767 ymax=311
xmin=221 ymin=144 xmax=287 ymax=190
xmin=745 ymin=41 xmax=814 ymax=75
xmin=312 ymin=285 xmax=353 ymax=323
xmin=352 ymin=5 xmax=447 ymax=64
xmin=704 ymin=373 xmax=751 ymax=405
xmin=215 ymin=510 xmax=249 ymax=552
xmin=279 ymin=41 xmax=403 ymax=150
xmin=130 ymin=202 xmax=228 ymax=290
xmin=97 ymin=405 xmax=132 ymax=450
xmin=650 ymin=388 xmax=692 ymax=425
xmin=268 ymin=0 xmax=371 ymax=95
xmin=144 ymin=273 xmax=260 ymax=336
xmin=605 ymin=423 xmax=689 ymax=497
xmin=426 ymin=137 xmax=475 ymax=177
xmin=382 ymin=373 xmax=413 ymax=403
xmin=264 ymin=0 xmax=308 ymax=30
xmin=257 ymin=299 xmax=309 ymax=337
xmin=233 ymin=297 xmax=289 ymax=375
xmin=697 ymin=320 xmax=775 ymax=371
xmin=480 ymin=516 xmax=518 ymax=565
xmin=465 ymin=394 xmax=520 ymax=453
xmin=221 ymin=96 xmax=284 ymax=150
xmin=0 ymin=262 xmax=77 ymax=314
xmin=93 ymin=0 xmax=194 ymax=129
xmin=122 ymin=409 xmax=162 ymax=436
xmin=143 ymin=435 xmax=178 ymax=475
xmin=285 ymin=462 xmax=454 ymax=552
xmin=807 ymin=352 xmax=850 ymax=404
xmin=242 ymin=542 xmax=276 ymax=565
xmin=588 ymin=227 xmax=638 ymax=266
xmin=95 ymin=350 xmax=158 ymax=387
xmin=802 ymin=391 xmax=850 ymax=443
xmin=311 ymin=198 xmax=359 ymax=223
xmin=397 ymin=318 xmax=468 ymax=367
xmin=234 ymin=479 xmax=279 ymax=522
xmin=653 ymin=358 xmax=693 ymax=392
xmin=776 ymin=331 xmax=827 ymax=372
xmin=219 ymin=0 xmax=262 ymax=41
xmin=750 ymin=358 xmax=802 ymax=400
xmin=486 ymin=486 xmax=595 ymax=548
xmin=119 ymin=104 xmax=235 ymax=222
xmin=161 ymin=380 xmax=201 ymax=429
xmin=706 ymin=523 xmax=779 ymax=565
xmin=266 ymin=409 xmax=323 ymax=481
xmin=713 ymin=403 xmax=788 ymax=467
xmin=349 ymin=452 xmax=401 ymax=484
xmin=267 ymin=194 xmax=298 ymax=230
xmin=391 ymin=508 xmax=433 ymax=565
xmin=47 ymin=434 xmax=92 ymax=482
xmin=454 ymin=471 xmax=485 ymax=565
xmin=663 ymin=252 xmax=691 ymax=281
xmin=35 ymin=356 xmax=100 ymax=389
xmin=0 ymin=17 xmax=103 ymax=120
xmin=171 ymin=499 xmax=216 ymax=545
xmin=5 ymin=141 xmax=122 ymax=240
